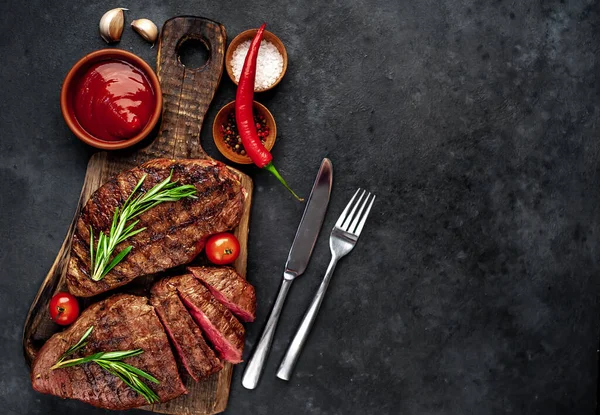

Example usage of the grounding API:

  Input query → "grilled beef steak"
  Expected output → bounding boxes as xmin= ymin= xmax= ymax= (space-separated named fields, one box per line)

xmin=31 ymin=294 xmax=185 ymax=410
xmin=67 ymin=158 xmax=245 ymax=297
xmin=175 ymin=274 xmax=245 ymax=363
xmin=188 ymin=266 xmax=256 ymax=322
xmin=151 ymin=277 xmax=223 ymax=381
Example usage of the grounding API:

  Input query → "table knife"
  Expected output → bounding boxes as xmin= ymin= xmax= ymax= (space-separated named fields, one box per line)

xmin=241 ymin=158 xmax=333 ymax=389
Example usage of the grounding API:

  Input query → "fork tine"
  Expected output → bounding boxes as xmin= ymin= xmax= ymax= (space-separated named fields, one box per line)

xmin=353 ymin=194 xmax=375 ymax=237
xmin=341 ymin=189 xmax=366 ymax=231
xmin=335 ymin=188 xmax=361 ymax=229
xmin=348 ymin=192 xmax=371 ymax=234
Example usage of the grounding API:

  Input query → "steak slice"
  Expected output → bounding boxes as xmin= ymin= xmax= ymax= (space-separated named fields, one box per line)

xmin=175 ymin=274 xmax=245 ymax=363
xmin=150 ymin=277 xmax=222 ymax=381
xmin=188 ymin=266 xmax=256 ymax=322
xmin=67 ymin=158 xmax=245 ymax=297
xmin=31 ymin=294 xmax=185 ymax=410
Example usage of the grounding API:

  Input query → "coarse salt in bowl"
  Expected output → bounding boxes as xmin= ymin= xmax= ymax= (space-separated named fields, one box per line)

xmin=226 ymin=29 xmax=288 ymax=92
xmin=231 ymin=40 xmax=283 ymax=90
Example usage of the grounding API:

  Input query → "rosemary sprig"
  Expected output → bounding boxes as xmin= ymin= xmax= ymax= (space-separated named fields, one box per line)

xmin=89 ymin=170 xmax=197 ymax=281
xmin=56 ymin=325 xmax=94 ymax=364
xmin=51 ymin=327 xmax=160 ymax=404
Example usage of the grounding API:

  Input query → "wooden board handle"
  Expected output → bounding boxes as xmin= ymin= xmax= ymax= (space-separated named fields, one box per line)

xmin=142 ymin=16 xmax=227 ymax=160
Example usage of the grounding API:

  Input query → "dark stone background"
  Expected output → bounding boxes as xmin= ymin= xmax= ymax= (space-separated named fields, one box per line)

xmin=1 ymin=0 xmax=598 ymax=414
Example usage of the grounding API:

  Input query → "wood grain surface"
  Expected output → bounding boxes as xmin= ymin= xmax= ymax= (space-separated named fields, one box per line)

xmin=22 ymin=16 xmax=250 ymax=415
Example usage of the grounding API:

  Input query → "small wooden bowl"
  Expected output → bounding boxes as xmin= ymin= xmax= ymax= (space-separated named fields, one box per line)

xmin=60 ymin=49 xmax=162 ymax=150
xmin=212 ymin=100 xmax=276 ymax=164
xmin=225 ymin=29 xmax=288 ymax=92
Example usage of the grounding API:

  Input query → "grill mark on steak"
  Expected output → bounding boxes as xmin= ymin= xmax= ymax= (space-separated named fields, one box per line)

xmin=151 ymin=277 xmax=223 ymax=381
xmin=188 ymin=267 xmax=256 ymax=322
xmin=31 ymin=294 xmax=186 ymax=410
xmin=81 ymin=364 xmax=97 ymax=399
xmin=67 ymin=159 xmax=245 ymax=297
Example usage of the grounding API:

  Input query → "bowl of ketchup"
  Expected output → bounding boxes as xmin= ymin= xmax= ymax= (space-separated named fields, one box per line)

xmin=60 ymin=49 xmax=162 ymax=150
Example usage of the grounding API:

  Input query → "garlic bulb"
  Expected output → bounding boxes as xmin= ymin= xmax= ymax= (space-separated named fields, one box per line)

xmin=131 ymin=19 xmax=158 ymax=43
xmin=99 ymin=8 xmax=126 ymax=43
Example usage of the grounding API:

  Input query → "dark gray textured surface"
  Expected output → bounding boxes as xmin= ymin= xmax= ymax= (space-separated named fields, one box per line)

xmin=1 ymin=0 xmax=598 ymax=414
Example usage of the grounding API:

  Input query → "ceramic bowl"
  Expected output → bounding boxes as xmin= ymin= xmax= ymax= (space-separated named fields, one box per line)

xmin=225 ymin=29 xmax=288 ymax=92
xmin=60 ymin=49 xmax=162 ymax=150
xmin=212 ymin=100 xmax=276 ymax=164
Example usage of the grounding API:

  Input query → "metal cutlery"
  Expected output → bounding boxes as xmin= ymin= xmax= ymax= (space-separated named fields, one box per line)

xmin=276 ymin=189 xmax=376 ymax=381
xmin=241 ymin=158 xmax=333 ymax=389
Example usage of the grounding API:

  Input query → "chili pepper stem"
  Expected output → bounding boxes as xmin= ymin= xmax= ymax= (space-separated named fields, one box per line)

xmin=264 ymin=162 xmax=304 ymax=201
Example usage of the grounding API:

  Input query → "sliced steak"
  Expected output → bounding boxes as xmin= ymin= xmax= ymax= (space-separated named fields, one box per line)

xmin=31 ymin=294 xmax=185 ymax=410
xmin=150 ymin=277 xmax=222 ymax=381
xmin=67 ymin=158 xmax=245 ymax=297
xmin=188 ymin=266 xmax=256 ymax=322
xmin=175 ymin=274 xmax=245 ymax=363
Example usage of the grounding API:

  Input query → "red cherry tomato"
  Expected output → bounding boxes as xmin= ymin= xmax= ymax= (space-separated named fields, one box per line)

xmin=49 ymin=292 xmax=80 ymax=326
xmin=205 ymin=232 xmax=240 ymax=265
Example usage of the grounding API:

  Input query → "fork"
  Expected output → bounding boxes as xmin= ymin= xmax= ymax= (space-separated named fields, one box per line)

xmin=276 ymin=189 xmax=376 ymax=380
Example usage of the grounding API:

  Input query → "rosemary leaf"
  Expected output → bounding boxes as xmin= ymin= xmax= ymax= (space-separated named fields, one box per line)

xmin=96 ymin=360 xmax=160 ymax=404
xmin=57 ymin=326 xmax=94 ymax=364
xmin=51 ymin=352 xmax=105 ymax=370
xmin=99 ymin=349 xmax=144 ymax=361
xmin=116 ymin=221 xmax=142 ymax=244
xmin=101 ymin=246 xmax=133 ymax=278
xmin=113 ymin=361 xmax=160 ymax=384
xmin=89 ymin=227 xmax=94 ymax=271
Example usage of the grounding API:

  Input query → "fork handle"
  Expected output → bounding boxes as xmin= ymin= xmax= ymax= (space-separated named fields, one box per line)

xmin=276 ymin=256 xmax=339 ymax=381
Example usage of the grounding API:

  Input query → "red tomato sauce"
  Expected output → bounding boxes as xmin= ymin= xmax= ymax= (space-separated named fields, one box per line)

xmin=72 ymin=60 xmax=155 ymax=142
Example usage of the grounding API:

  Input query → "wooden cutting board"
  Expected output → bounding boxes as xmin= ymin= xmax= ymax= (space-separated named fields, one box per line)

xmin=22 ymin=16 xmax=251 ymax=415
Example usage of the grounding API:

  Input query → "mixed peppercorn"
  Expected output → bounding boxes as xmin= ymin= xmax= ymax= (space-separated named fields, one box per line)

xmin=221 ymin=110 xmax=269 ymax=155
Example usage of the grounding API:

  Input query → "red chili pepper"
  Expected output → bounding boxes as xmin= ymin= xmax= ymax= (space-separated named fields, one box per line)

xmin=235 ymin=23 xmax=303 ymax=201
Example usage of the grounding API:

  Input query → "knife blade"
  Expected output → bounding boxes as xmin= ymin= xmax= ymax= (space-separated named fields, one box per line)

xmin=241 ymin=158 xmax=333 ymax=389
xmin=284 ymin=158 xmax=333 ymax=279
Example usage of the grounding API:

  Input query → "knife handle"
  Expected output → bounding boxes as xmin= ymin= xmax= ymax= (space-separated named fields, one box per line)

xmin=242 ymin=277 xmax=293 ymax=389
xmin=276 ymin=256 xmax=339 ymax=381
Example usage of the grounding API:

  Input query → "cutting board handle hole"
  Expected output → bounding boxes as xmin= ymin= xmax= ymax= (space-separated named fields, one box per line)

xmin=177 ymin=38 xmax=210 ymax=70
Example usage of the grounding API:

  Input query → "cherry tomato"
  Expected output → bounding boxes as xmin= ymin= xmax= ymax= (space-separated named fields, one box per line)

xmin=49 ymin=292 xmax=80 ymax=326
xmin=205 ymin=232 xmax=240 ymax=265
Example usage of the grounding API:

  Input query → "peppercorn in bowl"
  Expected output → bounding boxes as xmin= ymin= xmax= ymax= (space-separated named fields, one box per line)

xmin=212 ymin=100 xmax=277 ymax=164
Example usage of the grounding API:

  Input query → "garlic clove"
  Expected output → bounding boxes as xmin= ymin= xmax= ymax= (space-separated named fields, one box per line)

xmin=99 ymin=8 xmax=127 ymax=43
xmin=131 ymin=19 xmax=159 ymax=44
